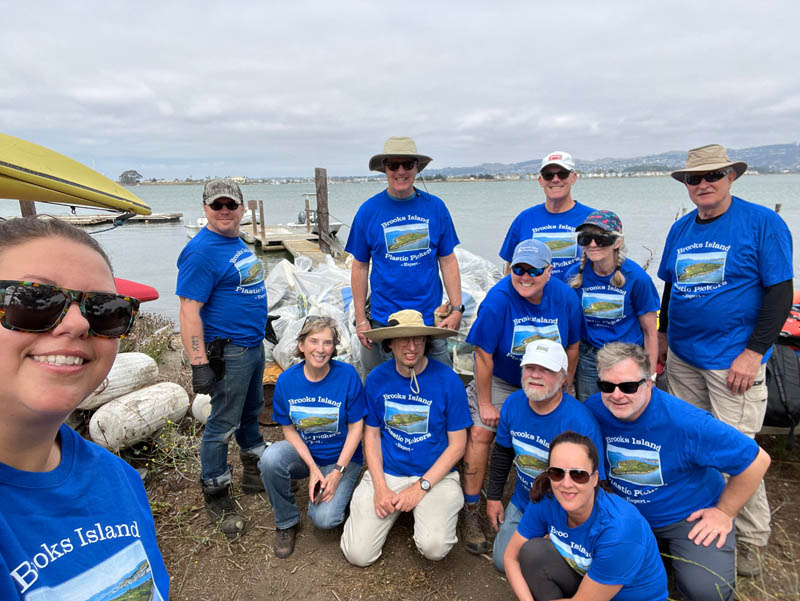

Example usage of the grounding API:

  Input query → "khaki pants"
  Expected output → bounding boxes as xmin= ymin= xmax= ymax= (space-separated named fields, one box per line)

xmin=340 ymin=471 xmax=463 ymax=567
xmin=666 ymin=349 xmax=771 ymax=546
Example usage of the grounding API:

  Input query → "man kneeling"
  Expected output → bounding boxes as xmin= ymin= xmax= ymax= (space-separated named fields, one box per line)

xmin=340 ymin=310 xmax=471 ymax=566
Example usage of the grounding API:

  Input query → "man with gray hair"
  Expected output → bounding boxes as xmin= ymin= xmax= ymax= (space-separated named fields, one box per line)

xmin=177 ymin=179 xmax=269 ymax=539
xmin=485 ymin=339 xmax=603 ymax=573
xmin=586 ymin=342 xmax=771 ymax=601
xmin=499 ymin=150 xmax=595 ymax=280
xmin=658 ymin=144 xmax=793 ymax=576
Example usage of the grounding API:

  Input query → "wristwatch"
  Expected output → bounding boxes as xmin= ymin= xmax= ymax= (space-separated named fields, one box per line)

xmin=334 ymin=464 xmax=346 ymax=474
xmin=452 ymin=304 xmax=465 ymax=313
xmin=419 ymin=478 xmax=431 ymax=492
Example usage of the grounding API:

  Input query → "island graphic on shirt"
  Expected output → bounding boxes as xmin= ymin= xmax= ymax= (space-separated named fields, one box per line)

xmin=607 ymin=443 xmax=664 ymax=487
xmin=512 ymin=437 xmax=549 ymax=479
xmin=582 ymin=292 xmax=624 ymax=320
xmin=290 ymin=405 xmax=340 ymax=436
xmin=511 ymin=324 xmax=561 ymax=355
xmin=549 ymin=532 xmax=591 ymax=574
xmin=236 ymin=254 xmax=265 ymax=287
xmin=26 ymin=540 xmax=164 ymax=601
xmin=383 ymin=223 xmax=430 ymax=253
xmin=384 ymin=400 xmax=430 ymax=434
xmin=533 ymin=231 xmax=578 ymax=259
xmin=675 ymin=251 xmax=726 ymax=285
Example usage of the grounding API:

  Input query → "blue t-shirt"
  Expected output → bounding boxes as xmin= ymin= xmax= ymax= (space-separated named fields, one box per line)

xmin=499 ymin=201 xmax=595 ymax=280
xmin=176 ymin=227 xmax=268 ymax=347
xmin=345 ymin=188 xmax=460 ymax=325
xmin=565 ymin=258 xmax=660 ymax=349
xmin=0 ymin=425 xmax=169 ymax=600
xmin=365 ymin=359 xmax=472 ymax=477
xmin=466 ymin=276 xmax=581 ymax=387
xmin=658 ymin=196 xmax=793 ymax=369
xmin=273 ymin=360 xmax=367 ymax=465
xmin=496 ymin=391 xmax=605 ymax=513
xmin=585 ymin=387 xmax=759 ymax=528
xmin=518 ymin=488 xmax=667 ymax=601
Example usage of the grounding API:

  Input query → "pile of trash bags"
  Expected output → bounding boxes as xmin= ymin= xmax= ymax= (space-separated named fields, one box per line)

xmin=265 ymin=248 xmax=503 ymax=379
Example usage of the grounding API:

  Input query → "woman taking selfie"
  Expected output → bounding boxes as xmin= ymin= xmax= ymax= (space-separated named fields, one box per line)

xmin=259 ymin=315 xmax=366 ymax=559
xmin=0 ymin=218 xmax=168 ymax=600
xmin=504 ymin=431 xmax=666 ymax=601
xmin=566 ymin=210 xmax=659 ymax=400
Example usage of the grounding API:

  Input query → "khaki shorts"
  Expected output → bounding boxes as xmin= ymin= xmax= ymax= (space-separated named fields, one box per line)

xmin=466 ymin=376 xmax=520 ymax=433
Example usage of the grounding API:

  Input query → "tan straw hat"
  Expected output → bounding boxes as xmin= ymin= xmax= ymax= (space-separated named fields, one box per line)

xmin=670 ymin=144 xmax=747 ymax=182
xmin=364 ymin=309 xmax=456 ymax=341
xmin=368 ymin=137 xmax=433 ymax=173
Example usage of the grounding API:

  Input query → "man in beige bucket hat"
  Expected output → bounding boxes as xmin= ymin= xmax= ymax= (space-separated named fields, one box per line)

xmin=345 ymin=137 xmax=464 ymax=374
xmin=657 ymin=143 xmax=794 ymax=577
xmin=340 ymin=310 xmax=472 ymax=566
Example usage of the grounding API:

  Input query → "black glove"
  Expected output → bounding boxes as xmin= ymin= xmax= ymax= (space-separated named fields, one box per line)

xmin=191 ymin=363 xmax=217 ymax=395
xmin=265 ymin=314 xmax=281 ymax=345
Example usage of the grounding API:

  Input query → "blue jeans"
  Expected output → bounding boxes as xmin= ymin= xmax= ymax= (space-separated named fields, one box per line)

xmin=492 ymin=501 xmax=524 ymax=572
xmin=575 ymin=341 xmax=599 ymax=401
xmin=200 ymin=343 xmax=266 ymax=486
xmin=259 ymin=440 xmax=361 ymax=530
xmin=360 ymin=318 xmax=451 ymax=373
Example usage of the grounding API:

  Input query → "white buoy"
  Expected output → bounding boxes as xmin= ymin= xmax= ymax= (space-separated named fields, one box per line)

xmin=79 ymin=352 xmax=159 ymax=410
xmin=191 ymin=394 xmax=212 ymax=424
xmin=89 ymin=382 xmax=189 ymax=451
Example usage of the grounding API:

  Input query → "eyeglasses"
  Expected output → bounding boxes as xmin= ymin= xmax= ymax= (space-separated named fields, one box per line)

xmin=577 ymin=232 xmax=618 ymax=247
xmin=596 ymin=379 xmax=646 ymax=394
xmin=207 ymin=199 xmax=241 ymax=211
xmin=0 ymin=280 xmax=139 ymax=338
xmin=511 ymin=264 xmax=547 ymax=277
xmin=546 ymin=467 xmax=593 ymax=484
xmin=384 ymin=159 xmax=418 ymax=171
xmin=683 ymin=168 xmax=731 ymax=186
xmin=541 ymin=169 xmax=572 ymax=181
xmin=396 ymin=336 xmax=426 ymax=347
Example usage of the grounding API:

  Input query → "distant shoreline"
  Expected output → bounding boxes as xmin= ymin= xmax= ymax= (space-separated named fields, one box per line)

xmin=125 ymin=171 xmax=793 ymax=187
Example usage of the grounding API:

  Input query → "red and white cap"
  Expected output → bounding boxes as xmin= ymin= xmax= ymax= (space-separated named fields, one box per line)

xmin=540 ymin=151 xmax=575 ymax=172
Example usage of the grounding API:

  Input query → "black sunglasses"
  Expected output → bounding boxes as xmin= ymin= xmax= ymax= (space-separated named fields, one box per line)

xmin=384 ymin=159 xmax=418 ymax=171
xmin=577 ymin=232 xmax=617 ymax=247
xmin=0 ymin=280 xmax=139 ymax=338
xmin=541 ymin=169 xmax=572 ymax=181
xmin=546 ymin=467 xmax=593 ymax=484
xmin=683 ymin=169 xmax=731 ymax=186
xmin=207 ymin=199 xmax=241 ymax=211
xmin=511 ymin=264 xmax=547 ymax=277
xmin=596 ymin=379 xmax=647 ymax=394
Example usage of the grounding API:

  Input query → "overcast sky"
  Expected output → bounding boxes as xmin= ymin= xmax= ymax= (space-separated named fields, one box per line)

xmin=2 ymin=1 xmax=799 ymax=179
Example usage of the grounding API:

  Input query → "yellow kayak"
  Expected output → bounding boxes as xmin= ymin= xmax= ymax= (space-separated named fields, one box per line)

xmin=0 ymin=133 xmax=151 ymax=215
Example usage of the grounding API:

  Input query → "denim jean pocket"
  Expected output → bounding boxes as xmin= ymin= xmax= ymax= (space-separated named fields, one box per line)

xmin=223 ymin=343 xmax=249 ymax=359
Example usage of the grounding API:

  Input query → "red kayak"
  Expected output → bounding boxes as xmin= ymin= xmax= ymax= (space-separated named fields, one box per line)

xmin=114 ymin=277 xmax=159 ymax=302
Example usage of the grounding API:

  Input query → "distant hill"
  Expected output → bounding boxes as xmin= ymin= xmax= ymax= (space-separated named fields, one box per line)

xmin=427 ymin=143 xmax=800 ymax=177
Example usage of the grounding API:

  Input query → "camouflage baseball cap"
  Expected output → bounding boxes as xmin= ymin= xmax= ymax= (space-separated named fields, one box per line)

xmin=203 ymin=179 xmax=244 ymax=205
xmin=576 ymin=209 xmax=623 ymax=234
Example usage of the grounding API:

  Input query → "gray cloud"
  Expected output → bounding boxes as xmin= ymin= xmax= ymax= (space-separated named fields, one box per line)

xmin=1 ymin=0 xmax=799 ymax=178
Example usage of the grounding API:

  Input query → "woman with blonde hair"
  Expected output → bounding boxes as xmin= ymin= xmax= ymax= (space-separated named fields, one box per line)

xmin=566 ymin=210 xmax=659 ymax=400
xmin=259 ymin=315 xmax=366 ymax=559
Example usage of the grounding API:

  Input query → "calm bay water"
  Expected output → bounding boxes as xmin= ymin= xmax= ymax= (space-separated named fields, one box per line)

xmin=21 ymin=176 xmax=800 ymax=322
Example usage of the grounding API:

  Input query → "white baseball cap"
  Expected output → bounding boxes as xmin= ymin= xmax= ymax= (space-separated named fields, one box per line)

xmin=520 ymin=339 xmax=568 ymax=372
xmin=540 ymin=151 xmax=575 ymax=172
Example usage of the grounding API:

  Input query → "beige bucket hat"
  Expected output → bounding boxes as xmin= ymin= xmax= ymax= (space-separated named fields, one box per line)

xmin=670 ymin=144 xmax=747 ymax=182
xmin=364 ymin=309 xmax=456 ymax=341
xmin=368 ymin=137 xmax=433 ymax=173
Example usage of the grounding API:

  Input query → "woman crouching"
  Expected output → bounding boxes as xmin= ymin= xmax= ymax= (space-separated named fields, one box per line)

xmin=0 ymin=217 xmax=168 ymax=599
xmin=259 ymin=316 xmax=366 ymax=558
xmin=504 ymin=431 xmax=666 ymax=601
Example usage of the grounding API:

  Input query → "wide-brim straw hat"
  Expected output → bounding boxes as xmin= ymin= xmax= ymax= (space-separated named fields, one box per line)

xmin=369 ymin=137 xmax=433 ymax=173
xmin=670 ymin=144 xmax=747 ymax=182
xmin=364 ymin=309 xmax=456 ymax=341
